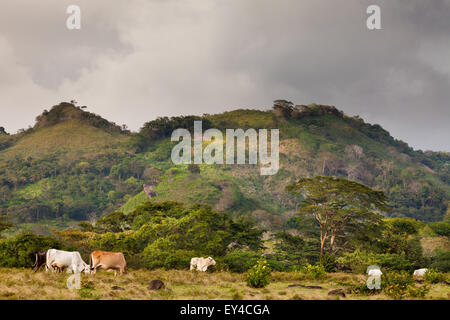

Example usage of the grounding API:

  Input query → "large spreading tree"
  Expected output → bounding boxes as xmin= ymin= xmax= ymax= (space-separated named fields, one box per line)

xmin=287 ymin=176 xmax=389 ymax=256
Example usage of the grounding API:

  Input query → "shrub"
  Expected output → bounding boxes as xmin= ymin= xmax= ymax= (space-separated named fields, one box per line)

xmin=302 ymin=263 xmax=326 ymax=280
xmin=382 ymin=271 xmax=414 ymax=299
xmin=141 ymin=239 xmax=196 ymax=270
xmin=424 ymin=268 xmax=446 ymax=284
xmin=377 ymin=253 xmax=414 ymax=272
xmin=263 ymin=254 xmax=293 ymax=272
xmin=348 ymin=282 xmax=380 ymax=295
xmin=384 ymin=284 xmax=407 ymax=300
xmin=407 ymin=284 xmax=430 ymax=298
xmin=320 ymin=254 xmax=337 ymax=272
xmin=337 ymin=249 xmax=414 ymax=273
xmin=222 ymin=250 xmax=260 ymax=273
xmin=428 ymin=221 xmax=450 ymax=237
xmin=336 ymin=249 xmax=377 ymax=273
xmin=0 ymin=232 xmax=63 ymax=268
xmin=246 ymin=258 xmax=271 ymax=288
xmin=430 ymin=249 xmax=450 ymax=272
xmin=164 ymin=250 xmax=196 ymax=270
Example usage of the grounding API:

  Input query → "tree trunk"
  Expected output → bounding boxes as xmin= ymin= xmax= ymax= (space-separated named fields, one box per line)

xmin=320 ymin=230 xmax=327 ymax=257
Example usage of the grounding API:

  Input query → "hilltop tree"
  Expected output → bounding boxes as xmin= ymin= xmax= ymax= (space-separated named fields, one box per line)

xmin=287 ymin=176 xmax=389 ymax=256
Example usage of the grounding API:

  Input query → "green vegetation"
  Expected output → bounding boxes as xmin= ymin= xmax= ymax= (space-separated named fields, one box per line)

xmin=1 ymin=102 xmax=448 ymax=235
xmin=0 ymin=101 xmax=448 ymax=300
xmin=301 ymin=263 xmax=327 ymax=280
xmin=52 ymin=201 xmax=264 ymax=271
xmin=0 ymin=232 xmax=64 ymax=268
xmin=424 ymin=268 xmax=447 ymax=284
xmin=287 ymin=176 xmax=388 ymax=256
xmin=246 ymin=259 xmax=271 ymax=288
xmin=382 ymin=271 xmax=414 ymax=299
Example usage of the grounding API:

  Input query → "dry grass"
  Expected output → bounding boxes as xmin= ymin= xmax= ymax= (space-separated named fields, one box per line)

xmin=0 ymin=268 xmax=448 ymax=300
xmin=1 ymin=120 xmax=130 ymax=161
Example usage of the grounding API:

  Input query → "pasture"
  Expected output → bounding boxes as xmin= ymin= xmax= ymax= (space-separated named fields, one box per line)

xmin=0 ymin=268 xmax=448 ymax=300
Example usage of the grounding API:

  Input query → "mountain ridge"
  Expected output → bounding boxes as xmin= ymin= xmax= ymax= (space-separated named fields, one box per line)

xmin=0 ymin=101 xmax=448 ymax=235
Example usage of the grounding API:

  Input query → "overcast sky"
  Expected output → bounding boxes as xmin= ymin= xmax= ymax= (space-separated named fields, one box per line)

xmin=0 ymin=0 xmax=449 ymax=151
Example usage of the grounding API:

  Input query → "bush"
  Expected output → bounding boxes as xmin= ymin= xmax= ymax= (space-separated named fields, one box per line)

xmin=337 ymin=250 xmax=415 ymax=273
xmin=0 ymin=232 xmax=63 ymax=268
xmin=246 ymin=259 xmax=271 ymax=288
xmin=382 ymin=271 xmax=414 ymax=299
xmin=222 ymin=250 xmax=260 ymax=273
xmin=424 ymin=268 xmax=446 ymax=284
xmin=407 ymin=284 xmax=430 ymax=298
xmin=430 ymin=250 xmax=450 ymax=272
xmin=336 ymin=250 xmax=377 ymax=273
xmin=261 ymin=253 xmax=295 ymax=272
xmin=320 ymin=254 xmax=337 ymax=272
xmin=428 ymin=221 xmax=450 ymax=237
xmin=348 ymin=282 xmax=380 ymax=296
xmin=302 ymin=263 xmax=326 ymax=280
xmin=141 ymin=239 xmax=196 ymax=270
xmin=383 ymin=284 xmax=407 ymax=300
xmin=377 ymin=253 xmax=414 ymax=272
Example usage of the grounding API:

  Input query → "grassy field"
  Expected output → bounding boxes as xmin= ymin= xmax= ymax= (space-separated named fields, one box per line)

xmin=0 ymin=268 xmax=448 ymax=300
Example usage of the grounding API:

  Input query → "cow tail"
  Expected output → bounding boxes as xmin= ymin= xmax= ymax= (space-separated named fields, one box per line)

xmin=89 ymin=253 xmax=92 ymax=269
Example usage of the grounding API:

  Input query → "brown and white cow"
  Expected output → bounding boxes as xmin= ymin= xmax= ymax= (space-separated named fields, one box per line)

xmin=89 ymin=250 xmax=127 ymax=276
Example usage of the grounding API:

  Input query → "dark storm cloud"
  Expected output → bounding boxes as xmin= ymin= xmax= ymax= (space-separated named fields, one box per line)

xmin=0 ymin=0 xmax=448 ymax=151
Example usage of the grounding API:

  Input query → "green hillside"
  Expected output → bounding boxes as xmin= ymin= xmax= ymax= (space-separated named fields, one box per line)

xmin=0 ymin=101 xmax=449 ymax=236
xmin=1 ymin=119 xmax=130 ymax=161
xmin=120 ymin=104 xmax=449 ymax=226
xmin=0 ymin=103 xmax=142 ymax=227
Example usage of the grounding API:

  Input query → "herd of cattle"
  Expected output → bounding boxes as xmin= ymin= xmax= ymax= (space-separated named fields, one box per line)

xmin=32 ymin=249 xmax=217 ymax=275
xmin=33 ymin=249 xmax=431 ymax=278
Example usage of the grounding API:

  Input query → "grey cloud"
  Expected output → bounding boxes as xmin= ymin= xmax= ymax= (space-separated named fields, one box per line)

xmin=0 ymin=0 xmax=448 ymax=151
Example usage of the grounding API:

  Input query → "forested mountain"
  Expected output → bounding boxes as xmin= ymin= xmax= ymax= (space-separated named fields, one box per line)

xmin=0 ymin=101 xmax=448 ymax=234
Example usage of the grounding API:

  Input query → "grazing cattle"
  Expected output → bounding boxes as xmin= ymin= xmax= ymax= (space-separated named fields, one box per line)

xmin=190 ymin=257 xmax=216 ymax=272
xmin=32 ymin=250 xmax=47 ymax=272
xmin=51 ymin=263 xmax=65 ymax=273
xmin=89 ymin=251 xmax=127 ymax=276
xmin=413 ymin=268 xmax=428 ymax=277
xmin=46 ymin=249 xmax=90 ymax=274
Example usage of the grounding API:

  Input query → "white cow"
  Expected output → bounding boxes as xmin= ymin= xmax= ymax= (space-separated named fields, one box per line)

xmin=46 ymin=249 xmax=90 ymax=274
xmin=413 ymin=268 xmax=428 ymax=277
xmin=190 ymin=257 xmax=216 ymax=272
